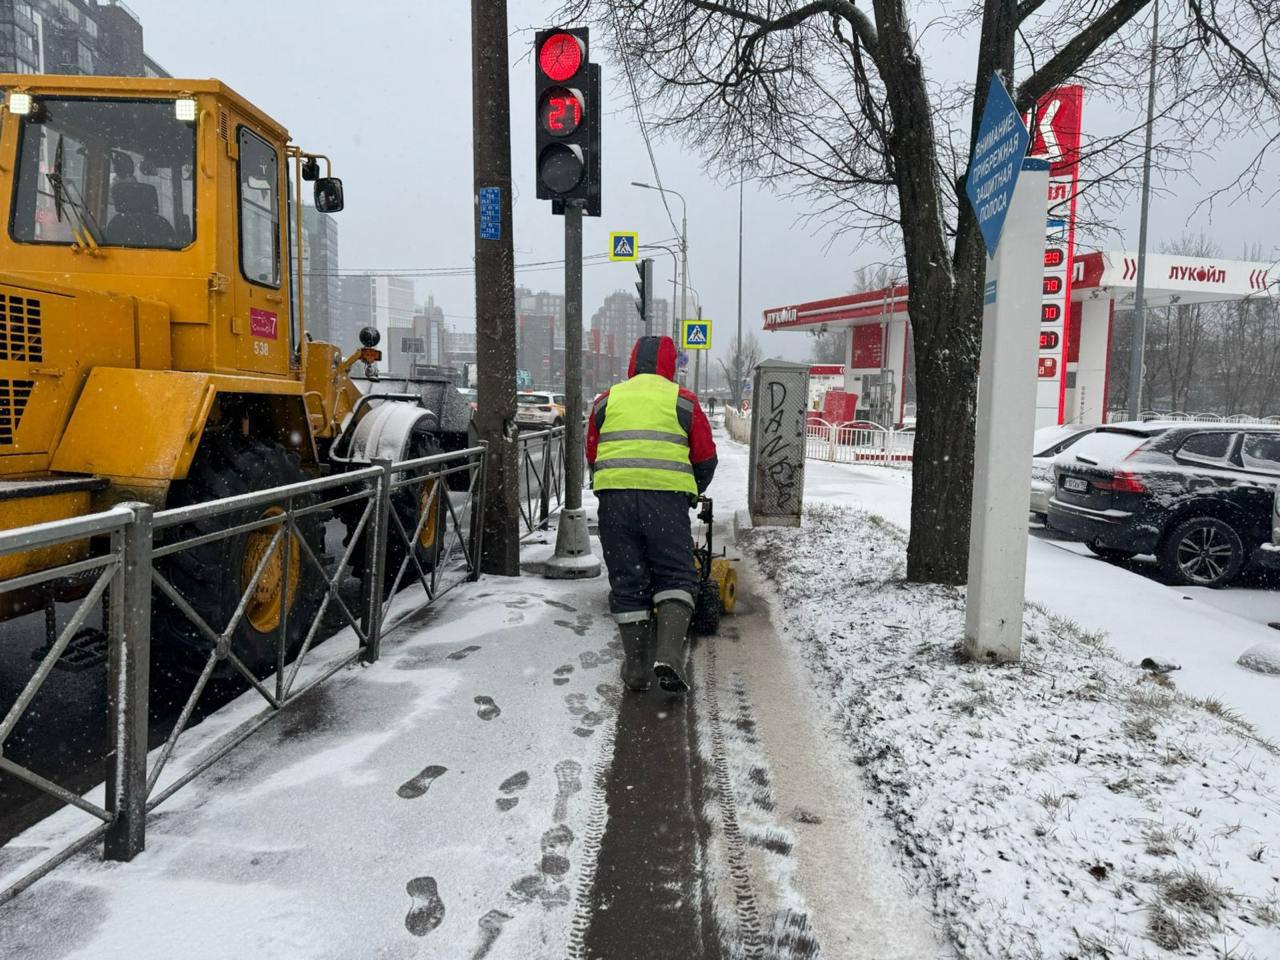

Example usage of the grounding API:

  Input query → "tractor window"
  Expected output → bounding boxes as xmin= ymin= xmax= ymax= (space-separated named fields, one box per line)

xmin=237 ymin=127 xmax=281 ymax=288
xmin=10 ymin=98 xmax=195 ymax=249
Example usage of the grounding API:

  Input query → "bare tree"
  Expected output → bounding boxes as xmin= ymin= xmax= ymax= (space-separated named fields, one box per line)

xmin=561 ymin=0 xmax=1280 ymax=584
xmin=719 ymin=332 xmax=762 ymax=408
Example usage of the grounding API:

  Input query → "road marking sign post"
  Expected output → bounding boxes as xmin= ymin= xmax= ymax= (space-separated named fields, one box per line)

xmin=963 ymin=73 xmax=1046 ymax=664
xmin=681 ymin=318 xmax=711 ymax=350
xmin=609 ymin=232 xmax=638 ymax=260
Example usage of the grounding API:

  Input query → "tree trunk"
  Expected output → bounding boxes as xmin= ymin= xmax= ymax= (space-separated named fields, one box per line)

xmin=906 ymin=287 xmax=980 ymax=584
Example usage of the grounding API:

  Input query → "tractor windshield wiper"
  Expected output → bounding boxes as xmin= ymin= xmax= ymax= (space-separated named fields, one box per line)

xmin=45 ymin=135 xmax=104 ymax=246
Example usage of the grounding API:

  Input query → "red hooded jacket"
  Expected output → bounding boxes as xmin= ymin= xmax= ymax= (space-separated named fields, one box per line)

xmin=586 ymin=335 xmax=718 ymax=493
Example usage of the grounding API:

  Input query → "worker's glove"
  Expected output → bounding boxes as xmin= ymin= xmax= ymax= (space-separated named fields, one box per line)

xmin=687 ymin=494 xmax=698 ymax=509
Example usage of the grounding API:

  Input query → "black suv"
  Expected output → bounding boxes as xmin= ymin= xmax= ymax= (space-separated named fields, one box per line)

xmin=1047 ymin=422 xmax=1280 ymax=588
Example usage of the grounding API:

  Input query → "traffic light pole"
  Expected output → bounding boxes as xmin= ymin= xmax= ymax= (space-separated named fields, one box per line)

xmin=544 ymin=199 xmax=600 ymax=579
xmin=471 ymin=0 xmax=520 ymax=576
xmin=564 ymin=200 xmax=585 ymax=512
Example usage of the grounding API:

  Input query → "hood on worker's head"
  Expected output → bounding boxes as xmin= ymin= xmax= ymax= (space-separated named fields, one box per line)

xmin=628 ymin=335 xmax=677 ymax=380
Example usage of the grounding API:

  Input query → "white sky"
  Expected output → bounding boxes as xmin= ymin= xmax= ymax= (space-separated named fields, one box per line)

xmin=129 ymin=0 xmax=1277 ymax=365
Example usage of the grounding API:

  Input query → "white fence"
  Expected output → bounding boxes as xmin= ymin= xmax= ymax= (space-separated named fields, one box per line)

xmin=722 ymin=408 xmax=913 ymax=468
xmin=804 ymin=419 xmax=914 ymax=467
xmin=1106 ymin=410 xmax=1280 ymax=425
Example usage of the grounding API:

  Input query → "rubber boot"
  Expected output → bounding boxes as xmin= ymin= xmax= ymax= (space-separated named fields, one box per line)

xmin=618 ymin=619 xmax=655 ymax=692
xmin=652 ymin=600 xmax=693 ymax=693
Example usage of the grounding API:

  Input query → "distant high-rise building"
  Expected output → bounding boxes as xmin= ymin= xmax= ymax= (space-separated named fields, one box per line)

xmin=591 ymin=290 xmax=670 ymax=361
xmin=334 ymin=274 xmax=415 ymax=353
xmin=1 ymin=1 xmax=168 ymax=76
xmin=440 ymin=329 xmax=477 ymax=368
xmin=300 ymin=206 xmax=340 ymax=344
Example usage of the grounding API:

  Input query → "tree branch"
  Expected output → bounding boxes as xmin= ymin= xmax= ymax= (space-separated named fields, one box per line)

xmin=1016 ymin=0 xmax=1150 ymax=111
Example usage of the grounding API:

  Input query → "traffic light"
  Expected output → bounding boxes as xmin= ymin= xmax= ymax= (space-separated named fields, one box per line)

xmin=634 ymin=258 xmax=653 ymax=326
xmin=535 ymin=28 xmax=599 ymax=214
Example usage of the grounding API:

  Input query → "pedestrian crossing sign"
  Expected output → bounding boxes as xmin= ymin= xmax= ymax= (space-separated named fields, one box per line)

xmin=681 ymin=319 xmax=711 ymax=350
xmin=609 ymin=232 xmax=638 ymax=261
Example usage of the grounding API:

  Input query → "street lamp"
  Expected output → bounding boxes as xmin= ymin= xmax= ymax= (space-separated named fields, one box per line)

xmin=630 ymin=182 xmax=688 ymax=348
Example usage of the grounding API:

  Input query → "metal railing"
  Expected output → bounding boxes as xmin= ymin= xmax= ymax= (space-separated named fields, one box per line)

xmin=516 ymin=425 xmax=567 ymax=538
xmin=804 ymin=418 xmax=915 ymax=467
xmin=0 ymin=444 xmax=486 ymax=904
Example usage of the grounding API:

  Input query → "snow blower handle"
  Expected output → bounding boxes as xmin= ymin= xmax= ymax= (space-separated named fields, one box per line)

xmin=696 ymin=496 xmax=714 ymax=526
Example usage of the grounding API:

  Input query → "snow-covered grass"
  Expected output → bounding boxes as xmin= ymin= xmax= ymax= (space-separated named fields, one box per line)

xmin=741 ymin=503 xmax=1280 ymax=960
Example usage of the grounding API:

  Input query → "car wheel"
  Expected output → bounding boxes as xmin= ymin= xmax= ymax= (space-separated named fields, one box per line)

xmin=1158 ymin=517 xmax=1244 ymax=588
xmin=1085 ymin=540 xmax=1138 ymax=562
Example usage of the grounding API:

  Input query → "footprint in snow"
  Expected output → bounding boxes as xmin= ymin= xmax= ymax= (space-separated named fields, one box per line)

xmin=543 ymin=598 xmax=576 ymax=612
xmin=474 ymin=695 xmax=501 ymax=721
xmin=470 ymin=909 xmax=513 ymax=960
xmin=447 ymin=645 xmax=481 ymax=661
xmin=563 ymin=693 xmax=588 ymax=717
xmin=552 ymin=664 xmax=574 ymax=686
xmin=397 ymin=764 xmax=447 ymax=800
xmin=553 ymin=760 xmax=581 ymax=822
xmin=540 ymin=824 xmax=574 ymax=878
xmin=496 ymin=770 xmax=529 ymax=812
xmin=405 ymin=876 xmax=445 ymax=936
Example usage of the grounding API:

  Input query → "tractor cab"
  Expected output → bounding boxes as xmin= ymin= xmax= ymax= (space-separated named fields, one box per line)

xmin=0 ymin=76 xmax=343 ymax=385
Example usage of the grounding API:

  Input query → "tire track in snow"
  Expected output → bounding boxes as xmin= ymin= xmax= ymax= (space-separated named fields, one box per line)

xmin=564 ymin=697 xmax=617 ymax=960
xmin=703 ymin=643 xmax=766 ymax=958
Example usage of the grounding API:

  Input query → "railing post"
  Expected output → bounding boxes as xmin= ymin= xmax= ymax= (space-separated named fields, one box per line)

xmin=539 ymin=431 xmax=552 ymax=529
xmin=361 ymin=459 xmax=393 ymax=664
xmin=827 ymin=424 xmax=837 ymax=461
xmin=105 ymin=502 xmax=152 ymax=862
xmin=469 ymin=444 xmax=488 ymax=582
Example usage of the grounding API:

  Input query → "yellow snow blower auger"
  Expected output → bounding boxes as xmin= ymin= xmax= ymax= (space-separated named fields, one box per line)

xmin=691 ymin=496 xmax=737 ymax=635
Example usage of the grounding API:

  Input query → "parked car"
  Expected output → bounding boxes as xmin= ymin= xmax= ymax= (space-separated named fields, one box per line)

xmin=1030 ymin=424 xmax=1097 ymax=519
xmin=515 ymin=391 xmax=566 ymax=429
xmin=1046 ymin=422 xmax=1280 ymax=587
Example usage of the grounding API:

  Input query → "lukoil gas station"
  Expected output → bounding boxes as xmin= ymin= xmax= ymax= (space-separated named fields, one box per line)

xmin=762 ymin=84 xmax=1276 ymax=429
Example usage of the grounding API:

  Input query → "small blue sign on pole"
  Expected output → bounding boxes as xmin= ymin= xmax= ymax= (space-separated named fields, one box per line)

xmin=478 ymin=187 xmax=501 ymax=241
xmin=964 ymin=74 xmax=1030 ymax=258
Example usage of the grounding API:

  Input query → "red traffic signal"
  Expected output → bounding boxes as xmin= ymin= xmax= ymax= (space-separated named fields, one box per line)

xmin=539 ymin=32 xmax=584 ymax=82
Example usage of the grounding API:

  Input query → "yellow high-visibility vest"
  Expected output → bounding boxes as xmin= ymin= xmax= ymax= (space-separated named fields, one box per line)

xmin=593 ymin=374 xmax=696 ymax=494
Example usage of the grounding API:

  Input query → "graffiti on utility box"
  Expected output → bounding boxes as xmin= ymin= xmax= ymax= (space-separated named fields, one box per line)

xmin=748 ymin=360 xmax=809 ymax=527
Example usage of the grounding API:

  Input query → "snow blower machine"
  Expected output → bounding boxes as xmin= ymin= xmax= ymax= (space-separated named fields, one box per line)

xmin=691 ymin=496 xmax=738 ymax=635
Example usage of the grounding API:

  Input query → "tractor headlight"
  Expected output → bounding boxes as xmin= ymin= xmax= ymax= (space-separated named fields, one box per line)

xmin=7 ymin=92 xmax=33 ymax=116
xmin=175 ymin=98 xmax=197 ymax=122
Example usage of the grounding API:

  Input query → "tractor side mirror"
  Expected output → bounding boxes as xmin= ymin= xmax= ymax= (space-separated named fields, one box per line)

xmin=314 ymin=177 xmax=344 ymax=212
xmin=359 ymin=325 xmax=380 ymax=348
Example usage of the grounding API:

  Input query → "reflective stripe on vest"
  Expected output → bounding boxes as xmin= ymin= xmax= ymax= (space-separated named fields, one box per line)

xmin=593 ymin=374 xmax=697 ymax=494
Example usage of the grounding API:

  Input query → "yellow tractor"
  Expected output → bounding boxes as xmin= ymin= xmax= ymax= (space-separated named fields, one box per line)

xmin=0 ymin=76 xmax=465 ymax=671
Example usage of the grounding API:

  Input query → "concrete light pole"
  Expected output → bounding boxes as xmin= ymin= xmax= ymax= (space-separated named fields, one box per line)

xmin=1126 ymin=0 xmax=1160 ymax=421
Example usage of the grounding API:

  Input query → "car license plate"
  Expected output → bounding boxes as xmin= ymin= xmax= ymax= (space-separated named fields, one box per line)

xmin=1064 ymin=477 xmax=1088 ymax=493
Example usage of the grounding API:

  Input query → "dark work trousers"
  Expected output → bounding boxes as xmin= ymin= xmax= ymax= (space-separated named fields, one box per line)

xmin=596 ymin=489 xmax=698 ymax=621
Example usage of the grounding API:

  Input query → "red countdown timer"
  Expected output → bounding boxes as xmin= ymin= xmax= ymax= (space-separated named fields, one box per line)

xmin=540 ymin=88 xmax=584 ymax=137
xmin=539 ymin=32 xmax=583 ymax=82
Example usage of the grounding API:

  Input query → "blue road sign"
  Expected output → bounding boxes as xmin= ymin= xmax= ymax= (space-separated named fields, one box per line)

xmin=479 ymin=187 xmax=501 ymax=241
xmin=610 ymin=231 xmax=638 ymax=261
xmin=965 ymin=74 xmax=1030 ymax=257
xmin=681 ymin=319 xmax=711 ymax=350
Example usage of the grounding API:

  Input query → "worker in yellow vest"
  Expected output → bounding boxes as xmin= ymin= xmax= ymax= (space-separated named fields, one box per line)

xmin=586 ymin=336 xmax=718 ymax=693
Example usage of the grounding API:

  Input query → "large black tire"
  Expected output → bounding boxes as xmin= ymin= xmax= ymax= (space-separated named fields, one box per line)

xmin=153 ymin=438 xmax=326 ymax=678
xmin=1085 ymin=540 xmax=1139 ymax=562
xmin=1158 ymin=516 xmax=1245 ymax=588
xmin=691 ymin=578 xmax=723 ymax=636
xmin=349 ymin=428 xmax=450 ymax=598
